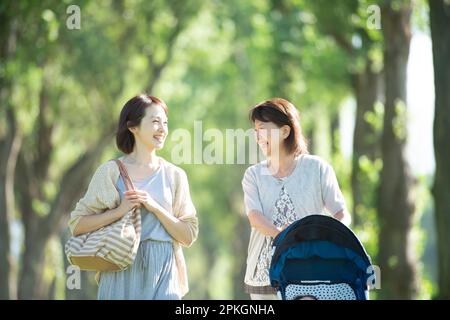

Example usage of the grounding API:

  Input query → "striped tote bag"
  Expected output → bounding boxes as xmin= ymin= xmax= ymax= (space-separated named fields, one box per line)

xmin=64 ymin=159 xmax=141 ymax=272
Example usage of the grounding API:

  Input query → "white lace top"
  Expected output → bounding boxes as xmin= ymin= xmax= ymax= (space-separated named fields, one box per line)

xmin=251 ymin=185 xmax=298 ymax=286
xmin=242 ymin=154 xmax=347 ymax=288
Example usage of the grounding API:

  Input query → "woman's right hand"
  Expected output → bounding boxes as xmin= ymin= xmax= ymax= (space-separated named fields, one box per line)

xmin=276 ymin=223 xmax=290 ymax=236
xmin=117 ymin=197 xmax=141 ymax=216
xmin=73 ymin=196 xmax=141 ymax=236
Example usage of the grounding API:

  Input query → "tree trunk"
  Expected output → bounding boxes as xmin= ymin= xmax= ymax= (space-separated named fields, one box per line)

xmin=429 ymin=0 xmax=450 ymax=300
xmin=0 ymin=4 xmax=19 ymax=300
xmin=377 ymin=0 xmax=418 ymax=299
xmin=17 ymin=234 xmax=47 ymax=299
xmin=0 ymin=108 xmax=20 ymax=300
xmin=351 ymin=60 xmax=382 ymax=226
xmin=17 ymin=129 xmax=114 ymax=299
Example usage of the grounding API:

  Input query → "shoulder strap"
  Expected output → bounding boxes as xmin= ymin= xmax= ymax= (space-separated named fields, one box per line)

xmin=113 ymin=159 xmax=135 ymax=191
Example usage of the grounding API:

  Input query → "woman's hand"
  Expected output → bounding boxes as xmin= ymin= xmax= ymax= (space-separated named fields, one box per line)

xmin=333 ymin=209 xmax=351 ymax=226
xmin=276 ymin=223 xmax=290 ymax=236
xmin=73 ymin=198 xmax=140 ymax=236
xmin=124 ymin=189 xmax=195 ymax=245
xmin=117 ymin=195 xmax=141 ymax=215
xmin=124 ymin=189 xmax=161 ymax=213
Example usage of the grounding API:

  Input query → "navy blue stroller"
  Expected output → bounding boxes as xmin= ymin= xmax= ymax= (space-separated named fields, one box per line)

xmin=269 ymin=215 xmax=375 ymax=300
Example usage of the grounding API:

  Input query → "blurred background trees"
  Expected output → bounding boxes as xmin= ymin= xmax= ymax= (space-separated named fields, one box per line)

xmin=0 ymin=0 xmax=448 ymax=299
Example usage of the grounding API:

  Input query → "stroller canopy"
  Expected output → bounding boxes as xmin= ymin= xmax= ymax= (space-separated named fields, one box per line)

xmin=269 ymin=214 xmax=374 ymax=300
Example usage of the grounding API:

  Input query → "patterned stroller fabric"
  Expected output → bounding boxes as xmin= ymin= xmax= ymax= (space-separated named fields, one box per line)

xmin=285 ymin=283 xmax=356 ymax=300
xmin=269 ymin=215 xmax=375 ymax=300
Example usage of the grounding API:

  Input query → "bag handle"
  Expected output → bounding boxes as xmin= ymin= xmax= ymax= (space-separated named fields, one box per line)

xmin=114 ymin=159 xmax=135 ymax=192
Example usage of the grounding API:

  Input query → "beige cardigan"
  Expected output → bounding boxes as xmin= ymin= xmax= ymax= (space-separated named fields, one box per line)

xmin=68 ymin=158 xmax=199 ymax=297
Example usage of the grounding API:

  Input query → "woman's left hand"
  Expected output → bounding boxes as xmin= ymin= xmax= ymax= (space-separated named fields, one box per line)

xmin=124 ymin=189 xmax=161 ymax=214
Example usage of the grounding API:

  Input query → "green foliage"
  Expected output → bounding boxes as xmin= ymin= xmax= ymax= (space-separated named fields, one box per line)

xmin=393 ymin=99 xmax=408 ymax=141
xmin=2 ymin=0 xmax=436 ymax=300
xmin=364 ymin=101 xmax=385 ymax=133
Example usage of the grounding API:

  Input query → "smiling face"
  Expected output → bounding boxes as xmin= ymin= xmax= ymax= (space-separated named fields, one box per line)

xmin=249 ymin=98 xmax=308 ymax=158
xmin=254 ymin=119 xmax=290 ymax=157
xmin=129 ymin=104 xmax=168 ymax=151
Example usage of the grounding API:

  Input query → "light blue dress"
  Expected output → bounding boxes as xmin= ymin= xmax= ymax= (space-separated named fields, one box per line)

xmin=97 ymin=163 xmax=181 ymax=300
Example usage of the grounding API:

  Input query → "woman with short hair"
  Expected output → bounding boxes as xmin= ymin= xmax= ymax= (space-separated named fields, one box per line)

xmin=242 ymin=97 xmax=351 ymax=300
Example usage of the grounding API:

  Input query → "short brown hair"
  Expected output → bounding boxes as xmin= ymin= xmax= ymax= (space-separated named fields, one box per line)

xmin=249 ymin=97 xmax=308 ymax=156
xmin=116 ymin=94 xmax=168 ymax=154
